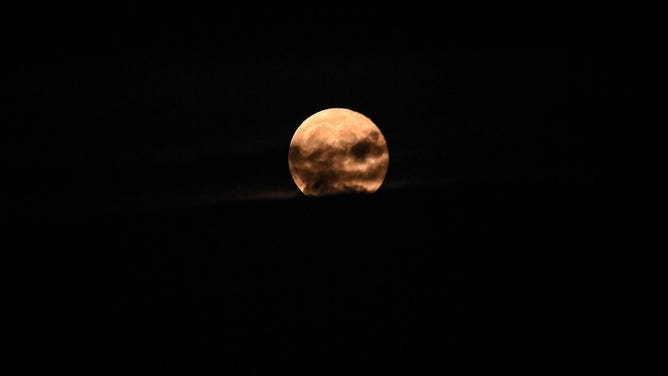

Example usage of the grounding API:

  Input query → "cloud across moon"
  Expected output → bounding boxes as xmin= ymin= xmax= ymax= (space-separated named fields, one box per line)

xmin=288 ymin=108 xmax=389 ymax=196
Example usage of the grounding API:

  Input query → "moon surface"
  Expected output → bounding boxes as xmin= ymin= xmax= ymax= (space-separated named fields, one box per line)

xmin=288 ymin=108 xmax=389 ymax=196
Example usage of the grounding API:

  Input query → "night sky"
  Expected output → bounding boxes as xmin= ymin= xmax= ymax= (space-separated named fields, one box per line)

xmin=11 ymin=3 xmax=666 ymax=375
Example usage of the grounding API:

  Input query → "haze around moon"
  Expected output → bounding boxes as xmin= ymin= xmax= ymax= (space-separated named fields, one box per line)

xmin=288 ymin=108 xmax=389 ymax=196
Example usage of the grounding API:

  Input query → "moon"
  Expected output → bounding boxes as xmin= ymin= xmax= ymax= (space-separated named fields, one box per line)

xmin=288 ymin=108 xmax=389 ymax=196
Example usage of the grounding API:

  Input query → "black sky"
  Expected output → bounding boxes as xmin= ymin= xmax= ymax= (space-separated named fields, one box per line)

xmin=8 ymin=5 xmax=664 ymax=205
xmin=11 ymin=3 xmax=666 ymax=375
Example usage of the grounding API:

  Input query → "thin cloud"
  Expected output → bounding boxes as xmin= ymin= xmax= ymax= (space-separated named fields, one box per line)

xmin=289 ymin=129 xmax=389 ymax=196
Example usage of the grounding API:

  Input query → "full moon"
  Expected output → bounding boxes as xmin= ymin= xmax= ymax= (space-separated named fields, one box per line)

xmin=288 ymin=108 xmax=389 ymax=196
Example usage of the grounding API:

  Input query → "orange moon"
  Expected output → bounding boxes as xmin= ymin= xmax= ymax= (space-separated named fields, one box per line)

xmin=288 ymin=108 xmax=389 ymax=196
